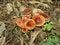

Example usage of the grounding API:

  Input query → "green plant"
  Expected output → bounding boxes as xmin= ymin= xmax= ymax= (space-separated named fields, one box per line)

xmin=43 ymin=24 xmax=53 ymax=31
xmin=40 ymin=42 xmax=46 ymax=45
xmin=47 ymin=42 xmax=53 ymax=45
xmin=40 ymin=42 xmax=53 ymax=45
xmin=43 ymin=20 xmax=54 ymax=31
xmin=40 ymin=35 xmax=59 ymax=45
xmin=47 ymin=36 xmax=59 ymax=44
xmin=40 ymin=39 xmax=54 ymax=45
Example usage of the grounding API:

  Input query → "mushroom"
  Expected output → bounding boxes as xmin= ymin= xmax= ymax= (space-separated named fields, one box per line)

xmin=15 ymin=18 xmax=25 ymax=28
xmin=33 ymin=13 xmax=45 ymax=26
xmin=24 ymin=19 xmax=36 ymax=30
xmin=23 ymin=8 xmax=32 ymax=15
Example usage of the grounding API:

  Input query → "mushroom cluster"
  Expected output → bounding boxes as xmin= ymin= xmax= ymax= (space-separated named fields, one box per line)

xmin=15 ymin=8 xmax=50 ymax=33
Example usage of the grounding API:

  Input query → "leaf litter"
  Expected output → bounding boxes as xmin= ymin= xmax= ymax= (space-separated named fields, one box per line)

xmin=0 ymin=0 xmax=60 ymax=45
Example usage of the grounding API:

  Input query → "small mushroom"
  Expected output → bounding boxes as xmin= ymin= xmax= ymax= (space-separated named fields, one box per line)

xmin=15 ymin=18 xmax=25 ymax=28
xmin=23 ymin=8 xmax=32 ymax=15
xmin=39 ymin=13 xmax=50 ymax=19
xmin=33 ymin=13 xmax=45 ymax=26
xmin=24 ymin=19 xmax=36 ymax=30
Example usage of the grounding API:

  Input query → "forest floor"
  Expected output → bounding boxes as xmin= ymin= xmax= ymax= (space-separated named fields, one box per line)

xmin=0 ymin=0 xmax=60 ymax=45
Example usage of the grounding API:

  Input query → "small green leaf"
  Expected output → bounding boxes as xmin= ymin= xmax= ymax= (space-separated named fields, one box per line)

xmin=40 ymin=42 xmax=54 ymax=45
xmin=47 ymin=42 xmax=53 ymax=45
xmin=46 ymin=24 xmax=53 ymax=31
xmin=43 ymin=24 xmax=53 ymax=31
xmin=47 ymin=36 xmax=59 ymax=44
xmin=48 ymin=36 xmax=52 ymax=42
xmin=40 ymin=42 xmax=46 ymax=45
xmin=52 ymin=36 xmax=59 ymax=43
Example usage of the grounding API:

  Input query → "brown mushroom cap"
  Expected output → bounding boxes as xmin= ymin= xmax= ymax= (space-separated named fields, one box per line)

xmin=39 ymin=13 xmax=50 ymax=19
xmin=23 ymin=8 xmax=32 ymax=15
xmin=33 ymin=14 xmax=45 ymax=26
xmin=15 ymin=18 xmax=25 ymax=28
xmin=24 ymin=19 xmax=36 ymax=30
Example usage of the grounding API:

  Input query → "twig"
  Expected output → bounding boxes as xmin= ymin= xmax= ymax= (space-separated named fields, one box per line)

xmin=29 ymin=30 xmax=40 ymax=45
xmin=12 ymin=1 xmax=19 ymax=17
